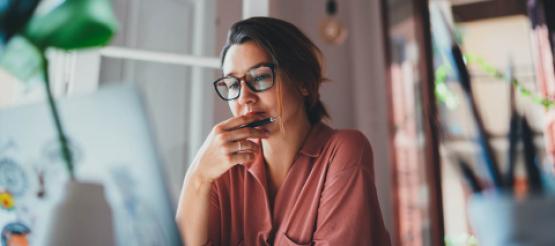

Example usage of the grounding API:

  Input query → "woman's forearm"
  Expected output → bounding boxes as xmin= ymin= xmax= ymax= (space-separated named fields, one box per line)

xmin=176 ymin=169 xmax=213 ymax=246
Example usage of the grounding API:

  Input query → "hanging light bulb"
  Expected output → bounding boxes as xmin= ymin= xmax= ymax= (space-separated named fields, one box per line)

xmin=320 ymin=0 xmax=348 ymax=45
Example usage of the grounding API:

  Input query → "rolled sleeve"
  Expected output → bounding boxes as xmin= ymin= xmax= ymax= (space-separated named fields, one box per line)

xmin=206 ymin=183 xmax=222 ymax=245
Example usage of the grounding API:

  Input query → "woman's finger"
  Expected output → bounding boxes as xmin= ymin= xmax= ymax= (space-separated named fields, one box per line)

xmin=227 ymin=152 xmax=255 ymax=166
xmin=223 ymin=140 xmax=258 ymax=154
xmin=217 ymin=114 xmax=266 ymax=132
xmin=220 ymin=127 xmax=269 ymax=142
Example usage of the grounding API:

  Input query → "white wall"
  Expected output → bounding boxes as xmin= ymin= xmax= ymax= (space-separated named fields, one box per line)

xmin=346 ymin=0 xmax=394 ymax=235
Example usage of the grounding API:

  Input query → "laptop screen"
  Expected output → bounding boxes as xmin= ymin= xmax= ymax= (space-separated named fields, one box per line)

xmin=0 ymin=84 xmax=183 ymax=245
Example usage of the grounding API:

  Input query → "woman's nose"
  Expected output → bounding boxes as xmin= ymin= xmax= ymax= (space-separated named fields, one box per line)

xmin=237 ymin=80 xmax=257 ymax=105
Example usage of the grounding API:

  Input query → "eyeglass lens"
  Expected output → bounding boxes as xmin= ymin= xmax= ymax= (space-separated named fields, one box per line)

xmin=215 ymin=65 xmax=274 ymax=100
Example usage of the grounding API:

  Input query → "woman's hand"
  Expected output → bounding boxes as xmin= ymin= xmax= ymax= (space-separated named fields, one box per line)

xmin=177 ymin=114 xmax=268 ymax=245
xmin=189 ymin=114 xmax=270 ymax=185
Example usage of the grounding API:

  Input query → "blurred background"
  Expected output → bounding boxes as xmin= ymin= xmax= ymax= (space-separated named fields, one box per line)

xmin=1 ymin=0 xmax=554 ymax=245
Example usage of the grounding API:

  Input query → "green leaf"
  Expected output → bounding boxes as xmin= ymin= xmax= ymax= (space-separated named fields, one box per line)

xmin=0 ymin=35 xmax=42 ymax=82
xmin=23 ymin=0 xmax=118 ymax=50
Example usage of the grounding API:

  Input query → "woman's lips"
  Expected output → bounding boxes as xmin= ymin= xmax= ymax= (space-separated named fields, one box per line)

xmin=244 ymin=111 xmax=267 ymax=117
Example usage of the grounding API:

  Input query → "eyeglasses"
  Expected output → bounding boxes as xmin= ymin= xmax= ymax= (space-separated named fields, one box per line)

xmin=213 ymin=63 xmax=275 ymax=101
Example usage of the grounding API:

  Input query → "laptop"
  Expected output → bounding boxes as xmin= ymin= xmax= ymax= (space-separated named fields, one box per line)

xmin=0 ymin=84 xmax=183 ymax=245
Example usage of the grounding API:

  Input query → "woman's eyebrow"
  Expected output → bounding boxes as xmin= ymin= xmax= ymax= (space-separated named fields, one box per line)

xmin=224 ymin=62 xmax=271 ymax=77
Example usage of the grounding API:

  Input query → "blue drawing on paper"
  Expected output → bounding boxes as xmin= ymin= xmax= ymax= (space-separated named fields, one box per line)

xmin=0 ymin=159 xmax=28 ymax=197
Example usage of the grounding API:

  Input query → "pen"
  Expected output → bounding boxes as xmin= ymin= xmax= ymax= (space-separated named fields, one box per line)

xmin=521 ymin=117 xmax=543 ymax=193
xmin=457 ymin=158 xmax=483 ymax=193
xmin=451 ymin=44 xmax=504 ymax=189
xmin=506 ymin=112 xmax=520 ymax=192
xmin=435 ymin=8 xmax=503 ymax=190
xmin=506 ymin=61 xmax=519 ymax=192
xmin=237 ymin=117 xmax=277 ymax=129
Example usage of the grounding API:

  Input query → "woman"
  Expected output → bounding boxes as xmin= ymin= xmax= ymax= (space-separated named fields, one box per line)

xmin=176 ymin=17 xmax=390 ymax=245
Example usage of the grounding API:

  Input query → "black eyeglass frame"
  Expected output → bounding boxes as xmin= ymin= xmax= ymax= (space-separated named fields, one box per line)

xmin=213 ymin=63 xmax=276 ymax=101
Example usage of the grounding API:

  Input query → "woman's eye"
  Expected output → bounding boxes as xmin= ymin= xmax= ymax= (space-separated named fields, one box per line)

xmin=254 ymin=74 xmax=271 ymax=82
xmin=229 ymin=82 xmax=240 ymax=89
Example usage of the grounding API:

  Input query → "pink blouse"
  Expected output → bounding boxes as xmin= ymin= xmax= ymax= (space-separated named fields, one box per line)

xmin=207 ymin=122 xmax=391 ymax=245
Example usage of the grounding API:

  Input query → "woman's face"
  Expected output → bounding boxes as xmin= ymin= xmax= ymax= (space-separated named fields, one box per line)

xmin=222 ymin=41 xmax=307 ymax=133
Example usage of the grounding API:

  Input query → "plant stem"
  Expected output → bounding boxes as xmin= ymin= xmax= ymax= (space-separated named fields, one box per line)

xmin=40 ymin=51 xmax=75 ymax=180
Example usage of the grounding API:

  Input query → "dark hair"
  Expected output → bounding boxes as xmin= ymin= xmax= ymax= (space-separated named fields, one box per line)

xmin=221 ymin=17 xmax=329 ymax=125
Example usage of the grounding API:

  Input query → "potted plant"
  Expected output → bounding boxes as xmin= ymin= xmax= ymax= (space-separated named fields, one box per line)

xmin=1 ymin=0 xmax=118 ymax=245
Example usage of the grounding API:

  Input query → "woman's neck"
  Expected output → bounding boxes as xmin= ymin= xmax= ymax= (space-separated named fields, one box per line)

xmin=261 ymin=114 xmax=312 ymax=189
